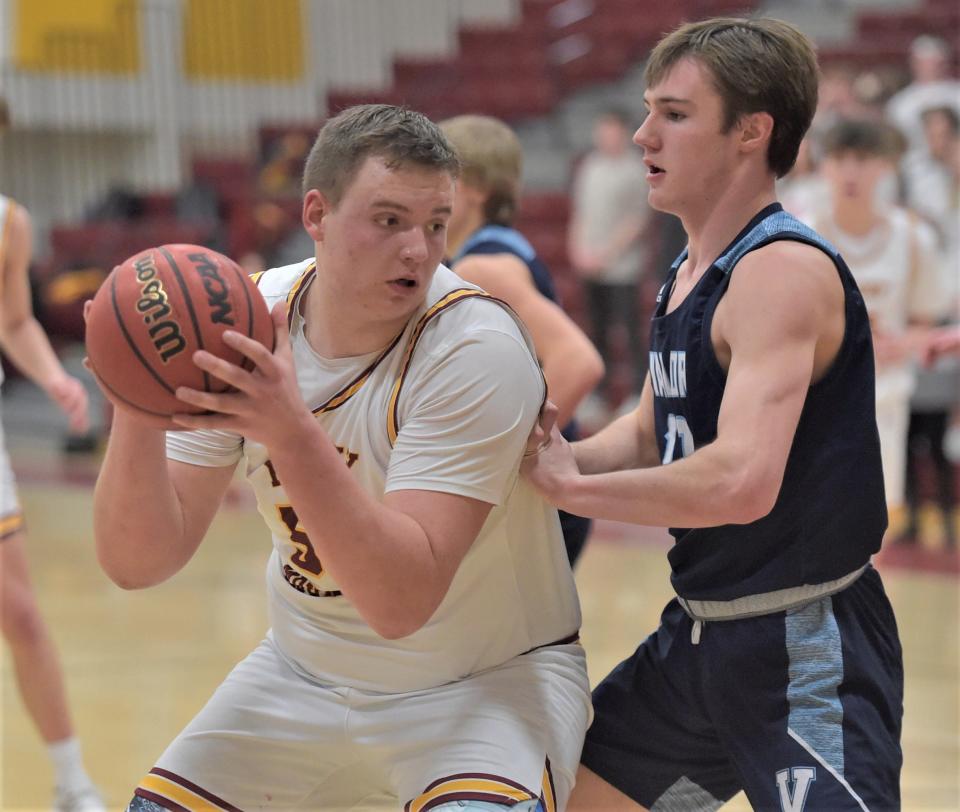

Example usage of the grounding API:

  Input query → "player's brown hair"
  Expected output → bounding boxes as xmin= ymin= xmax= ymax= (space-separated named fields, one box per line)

xmin=645 ymin=17 xmax=819 ymax=178
xmin=302 ymin=104 xmax=460 ymax=204
xmin=440 ymin=114 xmax=522 ymax=227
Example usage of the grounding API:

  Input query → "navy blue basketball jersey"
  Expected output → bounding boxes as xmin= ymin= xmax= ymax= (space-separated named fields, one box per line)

xmin=650 ymin=204 xmax=886 ymax=601
xmin=453 ymin=224 xmax=559 ymax=303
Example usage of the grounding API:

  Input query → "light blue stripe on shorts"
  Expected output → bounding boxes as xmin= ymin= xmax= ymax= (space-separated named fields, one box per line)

xmin=785 ymin=596 xmax=845 ymax=775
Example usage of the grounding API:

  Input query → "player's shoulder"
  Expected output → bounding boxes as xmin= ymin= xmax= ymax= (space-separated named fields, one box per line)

xmin=252 ymin=257 xmax=315 ymax=304
xmin=419 ymin=265 xmax=535 ymax=360
xmin=429 ymin=265 xmax=525 ymax=333
xmin=728 ymin=240 xmax=841 ymax=331
xmin=745 ymin=236 xmax=834 ymax=269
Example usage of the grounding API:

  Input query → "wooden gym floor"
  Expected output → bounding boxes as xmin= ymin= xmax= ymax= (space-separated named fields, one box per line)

xmin=1 ymin=436 xmax=957 ymax=811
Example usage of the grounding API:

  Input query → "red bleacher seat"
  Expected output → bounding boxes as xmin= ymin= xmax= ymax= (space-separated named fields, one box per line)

xmin=192 ymin=158 xmax=256 ymax=203
xmin=50 ymin=220 xmax=215 ymax=270
xmin=818 ymin=40 xmax=915 ymax=71
xmin=518 ymin=192 xmax=570 ymax=225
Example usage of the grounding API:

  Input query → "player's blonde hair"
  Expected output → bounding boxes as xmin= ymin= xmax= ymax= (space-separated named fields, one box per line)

xmin=302 ymin=104 xmax=460 ymax=204
xmin=645 ymin=17 xmax=818 ymax=178
xmin=440 ymin=115 xmax=522 ymax=227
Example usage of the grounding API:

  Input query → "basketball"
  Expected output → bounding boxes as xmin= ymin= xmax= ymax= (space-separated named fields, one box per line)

xmin=85 ymin=244 xmax=274 ymax=428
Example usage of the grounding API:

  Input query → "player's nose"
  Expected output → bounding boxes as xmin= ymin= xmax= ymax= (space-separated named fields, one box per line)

xmin=400 ymin=228 xmax=429 ymax=263
xmin=634 ymin=115 xmax=655 ymax=149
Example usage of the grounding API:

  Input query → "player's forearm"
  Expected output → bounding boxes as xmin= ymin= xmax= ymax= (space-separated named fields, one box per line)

xmin=268 ymin=422 xmax=449 ymax=638
xmin=573 ymin=410 xmax=659 ymax=474
xmin=559 ymin=441 xmax=777 ymax=527
xmin=94 ymin=416 xmax=190 ymax=587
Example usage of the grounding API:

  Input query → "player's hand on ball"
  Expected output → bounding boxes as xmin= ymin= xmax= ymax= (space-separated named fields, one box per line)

xmin=172 ymin=302 xmax=310 ymax=448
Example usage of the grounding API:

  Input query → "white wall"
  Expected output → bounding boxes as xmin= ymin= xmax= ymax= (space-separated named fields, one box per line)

xmin=0 ymin=0 xmax=521 ymax=244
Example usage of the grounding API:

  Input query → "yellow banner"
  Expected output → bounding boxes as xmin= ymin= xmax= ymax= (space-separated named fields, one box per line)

xmin=14 ymin=0 xmax=139 ymax=74
xmin=183 ymin=0 xmax=305 ymax=81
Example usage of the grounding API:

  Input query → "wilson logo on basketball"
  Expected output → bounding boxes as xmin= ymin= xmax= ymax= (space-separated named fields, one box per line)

xmin=188 ymin=251 xmax=235 ymax=326
xmin=133 ymin=254 xmax=186 ymax=363
xmin=85 ymin=243 xmax=274 ymax=429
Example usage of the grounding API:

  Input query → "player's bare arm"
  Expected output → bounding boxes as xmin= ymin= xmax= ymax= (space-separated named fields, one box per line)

xmin=575 ymin=375 xmax=660 ymax=473
xmin=93 ymin=413 xmax=237 ymax=589
xmin=528 ymin=241 xmax=843 ymax=527
xmin=174 ymin=304 xmax=505 ymax=640
xmin=0 ymin=203 xmax=88 ymax=432
xmin=455 ymin=252 xmax=603 ymax=427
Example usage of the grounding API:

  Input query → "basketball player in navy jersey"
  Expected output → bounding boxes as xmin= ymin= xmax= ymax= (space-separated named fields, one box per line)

xmin=524 ymin=18 xmax=903 ymax=812
xmin=440 ymin=114 xmax=603 ymax=565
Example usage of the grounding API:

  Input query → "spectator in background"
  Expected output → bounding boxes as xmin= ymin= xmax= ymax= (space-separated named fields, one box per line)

xmin=567 ymin=108 xmax=651 ymax=413
xmin=900 ymin=104 xmax=959 ymax=550
xmin=258 ymin=129 xmax=311 ymax=198
xmin=780 ymin=63 xmax=891 ymax=223
xmin=903 ymin=106 xmax=960 ymax=275
xmin=886 ymin=35 xmax=960 ymax=155
xmin=811 ymin=118 xmax=948 ymax=527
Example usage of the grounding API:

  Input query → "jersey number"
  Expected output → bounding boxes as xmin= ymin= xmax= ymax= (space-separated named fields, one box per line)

xmin=277 ymin=505 xmax=323 ymax=576
xmin=662 ymin=413 xmax=694 ymax=464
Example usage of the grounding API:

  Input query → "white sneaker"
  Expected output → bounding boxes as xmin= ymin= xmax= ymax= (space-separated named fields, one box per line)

xmin=53 ymin=784 xmax=107 ymax=812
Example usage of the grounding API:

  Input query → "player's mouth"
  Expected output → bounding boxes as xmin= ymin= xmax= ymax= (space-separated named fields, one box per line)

xmin=389 ymin=276 xmax=419 ymax=292
xmin=646 ymin=162 xmax=665 ymax=181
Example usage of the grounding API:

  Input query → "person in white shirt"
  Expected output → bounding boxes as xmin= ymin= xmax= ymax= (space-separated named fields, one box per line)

xmin=886 ymin=35 xmax=960 ymax=156
xmin=812 ymin=117 xmax=948 ymax=516
xmin=567 ymin=108 xmax=652 ymax=408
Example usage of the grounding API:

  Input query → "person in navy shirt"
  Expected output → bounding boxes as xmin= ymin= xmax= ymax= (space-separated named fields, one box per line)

xmin=525 ymin=17 xmax=903 ymax=812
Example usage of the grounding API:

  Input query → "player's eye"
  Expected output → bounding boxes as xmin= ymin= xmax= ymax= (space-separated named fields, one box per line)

xmin=377 ymin=215 xmax=401 ymax=228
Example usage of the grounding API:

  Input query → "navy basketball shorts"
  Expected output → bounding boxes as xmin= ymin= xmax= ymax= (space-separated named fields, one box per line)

xmin=581 ymin=566 xmax=903 ymax=811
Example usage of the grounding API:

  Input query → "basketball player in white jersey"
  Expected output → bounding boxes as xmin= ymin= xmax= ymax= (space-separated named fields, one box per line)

xmin=91 ymin=105 xmax=590 ymax=811
xmin=813 ymin=118 xmax=946 ymax=516
xmin=0 ymin=100 xmax=105 ymax=812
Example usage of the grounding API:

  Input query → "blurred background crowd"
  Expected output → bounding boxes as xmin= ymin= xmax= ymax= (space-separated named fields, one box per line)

xmin=0 ymin=0 xmax=957 ymax=549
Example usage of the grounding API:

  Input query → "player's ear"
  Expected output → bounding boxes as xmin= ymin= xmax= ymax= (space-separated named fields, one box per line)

xmin=738 ymin=111 xmax=774 ymax=155
xmin=302 ymin=189 xmax=331 ymax=241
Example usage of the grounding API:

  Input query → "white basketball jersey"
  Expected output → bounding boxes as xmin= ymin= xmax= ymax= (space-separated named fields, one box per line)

xmin=168 ymin=260 xmax=581 ymax=693
xmin=815 ymin=207 xmax=946 ymax=405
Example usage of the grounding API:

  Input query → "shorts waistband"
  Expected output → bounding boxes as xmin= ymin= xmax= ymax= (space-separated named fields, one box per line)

xmin=677 ymin=565 xmax=869 ymax=622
